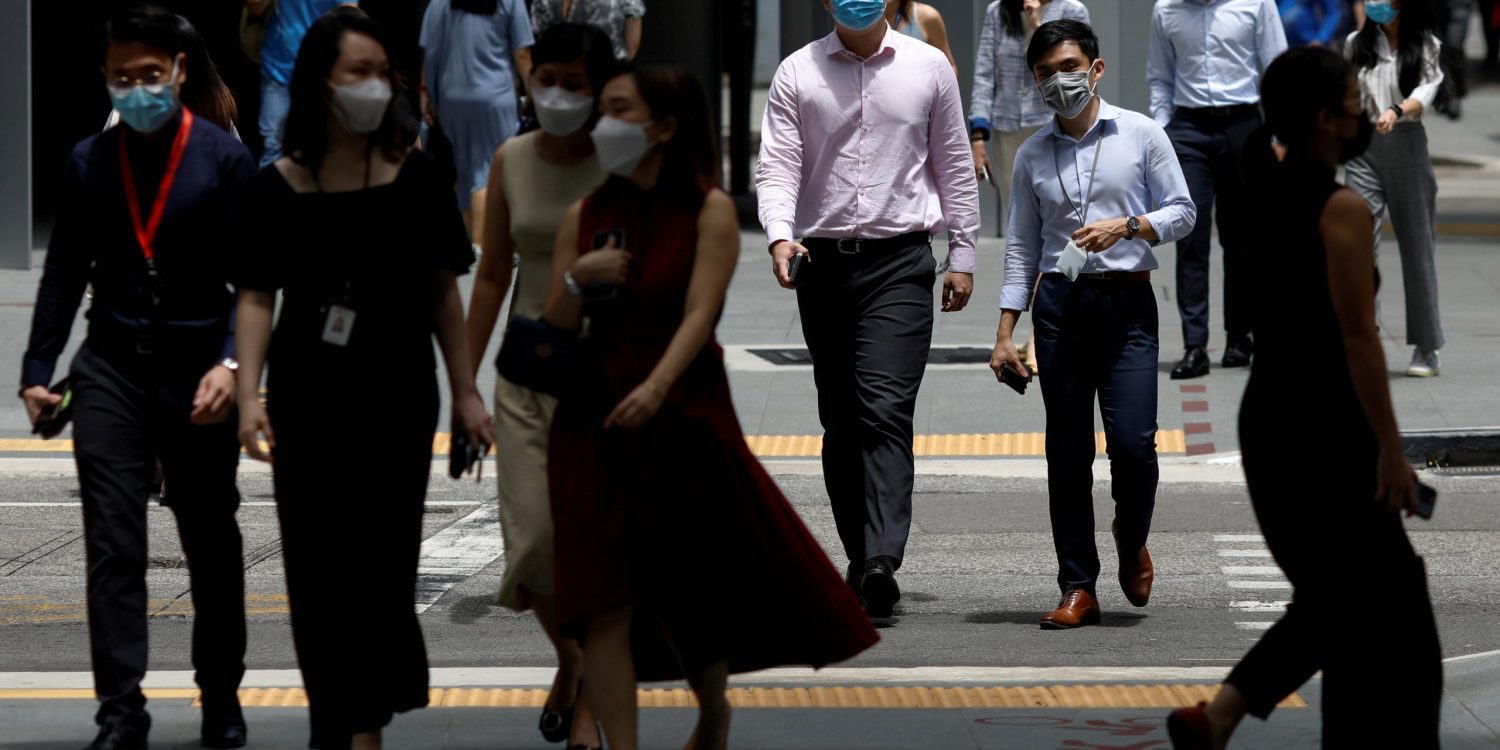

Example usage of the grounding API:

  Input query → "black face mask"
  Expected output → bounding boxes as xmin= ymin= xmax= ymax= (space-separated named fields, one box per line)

xmin=1340 ymin=114 xmax=1374 ymax=163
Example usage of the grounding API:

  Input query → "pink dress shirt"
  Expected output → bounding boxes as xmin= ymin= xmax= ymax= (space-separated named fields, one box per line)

xmin=756 ymin=27 xmax=981 ymax=273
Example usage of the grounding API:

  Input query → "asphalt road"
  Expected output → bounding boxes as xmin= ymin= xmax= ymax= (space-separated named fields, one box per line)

xmin=3 ymin=468 xmax=1497 ymax=675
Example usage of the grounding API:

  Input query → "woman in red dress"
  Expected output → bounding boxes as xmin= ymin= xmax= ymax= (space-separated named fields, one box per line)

xmin=541 ymin=64 xmax=879 ymax=750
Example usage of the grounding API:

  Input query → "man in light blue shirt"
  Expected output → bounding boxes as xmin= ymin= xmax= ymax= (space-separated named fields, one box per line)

xmin=1148 ymin=0 xmax=1286 ymax=379
xmin=992 ymin=20 xmax=1195 ymax=631
xmin=246 ymin=0 xmax=352 ymax=167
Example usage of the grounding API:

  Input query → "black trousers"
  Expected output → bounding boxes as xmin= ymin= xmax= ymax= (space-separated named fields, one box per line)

xmin=796 ymin=239 xmax=936 ymax=568
xmin=1229 ymin=403 xmax=1442 ymax=745
xmin=69 ymin=340 xmax=245 ymax=724
xmin=1166 ymin=108 xmax=1261 ymax=349
xmin=1033 ymin=275 xmax=1159 ymax=595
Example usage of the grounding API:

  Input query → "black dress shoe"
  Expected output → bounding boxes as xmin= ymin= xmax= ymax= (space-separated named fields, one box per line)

xmin=846 ymin=561 xmax=863 ymax=596
xmin=1221 ymin=337 xmax=1253 ymax=368
xmin=200 ymin=714 xmax=246 ymax=749
xmin=86 ymin=715 xmax=150 ymax=750
xmin=861 ymin=556 xmax=901 ymax=619
xmin=1170 ymin=348 xmax=1209 ymax=380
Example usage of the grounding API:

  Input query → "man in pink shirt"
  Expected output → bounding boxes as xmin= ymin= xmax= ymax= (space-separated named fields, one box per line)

xmin=755 ymin=0 xmax=980 ymax=620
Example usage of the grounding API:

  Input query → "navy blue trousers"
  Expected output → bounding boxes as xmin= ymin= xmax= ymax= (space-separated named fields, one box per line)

xmin=1165 ymin=110 xmax=1260 ymax=348
xmin=1033 ymin=274 xmax=1159 ymax=595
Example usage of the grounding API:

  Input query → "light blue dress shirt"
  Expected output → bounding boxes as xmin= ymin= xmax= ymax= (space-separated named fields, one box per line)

xmin=1000 ymin=100 xmax=1197 ymax=312
xmin=1147 ymin=0 xmax=1289 ymax=126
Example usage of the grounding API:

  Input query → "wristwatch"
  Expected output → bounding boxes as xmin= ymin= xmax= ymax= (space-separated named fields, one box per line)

xmin=1124 ymin=216 xmax=1141 ymax=240
xmin=218 ymin=358 xmax=240 ymax=372
xmin=970 ymin=128 xmax=990 ymax=142
xmin=563 ymin=270 xmax=583 ymax=297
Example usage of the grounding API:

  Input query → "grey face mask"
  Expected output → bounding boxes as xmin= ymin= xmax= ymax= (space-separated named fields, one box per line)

xmin=1037 ymin=63 xmax=1098 ymax=119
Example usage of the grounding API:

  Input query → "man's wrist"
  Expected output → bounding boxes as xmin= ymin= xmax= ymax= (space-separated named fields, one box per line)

xmin=769 ymin=239 xmax=788 ymax=255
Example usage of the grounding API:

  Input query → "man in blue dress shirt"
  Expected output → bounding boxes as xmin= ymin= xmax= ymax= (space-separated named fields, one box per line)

xmin=1149 ymin=0 xmax=1286 ymax=379
xmin=991 ymin=20 xmax=1196 ymax=630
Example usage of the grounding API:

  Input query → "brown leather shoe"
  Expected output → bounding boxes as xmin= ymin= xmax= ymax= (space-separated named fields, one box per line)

xmin=1040 ymin=588 xmax=1101 ymax=630
xmin=1113 ymin=521 xmax=1154 ymax=607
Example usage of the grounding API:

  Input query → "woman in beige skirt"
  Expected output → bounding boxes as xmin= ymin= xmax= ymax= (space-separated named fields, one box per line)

xmin=463 ymin=22 xmax=612 ymax=750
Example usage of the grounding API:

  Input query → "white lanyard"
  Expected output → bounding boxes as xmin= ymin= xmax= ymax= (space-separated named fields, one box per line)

xmin=1053 ymin=132 xmax=1105 ymax=229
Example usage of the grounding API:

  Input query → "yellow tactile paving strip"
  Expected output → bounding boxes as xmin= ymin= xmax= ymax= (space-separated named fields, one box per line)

xmin=0 ymin=431 xmax=1188 ymax=458
xmin=0 ymin=685 xmax=1304 ymax=710
xmin=0 ymin=594 xmax=289 ymax=625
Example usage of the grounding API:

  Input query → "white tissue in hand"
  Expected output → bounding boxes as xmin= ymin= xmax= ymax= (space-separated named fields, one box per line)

xmin=1056 ymin=240 xmax=1087 ymax=282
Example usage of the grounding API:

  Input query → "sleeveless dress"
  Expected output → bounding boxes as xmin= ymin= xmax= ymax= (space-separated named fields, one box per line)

xmin=492 ymin=132 xmax=604 ymax=611
xmin=548 ymin=181 xmax=879 ymax=680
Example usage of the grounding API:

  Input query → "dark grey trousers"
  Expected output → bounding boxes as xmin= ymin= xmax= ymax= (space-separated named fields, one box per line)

xmin=796 ymin=239 xmax=936 ymax=569
xmin=1344 ymin=121 xmax=1445 ymax=352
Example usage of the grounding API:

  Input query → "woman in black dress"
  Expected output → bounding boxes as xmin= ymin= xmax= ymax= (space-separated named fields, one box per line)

xmin=233 ymin=9 xmax=493 ymax=750
xmin=1166 ymin=47 xmax=1441 ymax=749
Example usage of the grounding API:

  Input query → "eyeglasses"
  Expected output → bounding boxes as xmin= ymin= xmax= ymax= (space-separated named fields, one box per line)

xmin=107 ymin=69 xmax=172 ymax=91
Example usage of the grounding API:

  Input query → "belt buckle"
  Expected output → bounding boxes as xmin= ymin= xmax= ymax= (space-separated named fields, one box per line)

xmin=836 ymin=238 xmax=863 ymax=255
xmin=1081 ymin=272 xmax=1112 ymax=281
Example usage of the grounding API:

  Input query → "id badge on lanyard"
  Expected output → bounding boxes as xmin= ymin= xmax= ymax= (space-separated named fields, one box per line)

xmin=1053 ymin=134 xmax=1104 ymax=282
xmin=120 ymin=108 xmax=194 ymax=305
xmin=321 ymin=282 xmax=356 ymax=347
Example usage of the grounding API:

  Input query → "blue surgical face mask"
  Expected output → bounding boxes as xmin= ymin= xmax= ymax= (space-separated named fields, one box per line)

xmin=108 ymin=60 xmax=180 ymax=134
xmin=1365 ymin=0 xmax=1399 ymax=25
xmin=831 ymin=0 xmax=886 ymax=31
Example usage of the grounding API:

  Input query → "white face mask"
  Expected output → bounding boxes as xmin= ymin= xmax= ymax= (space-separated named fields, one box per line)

xmin=590 ymin=115 xmax=656 ymax=177
xmin=533 ymin=86 xmax=595 ymax=136
xmin=331 ymin=77 xmax=392 ymax=134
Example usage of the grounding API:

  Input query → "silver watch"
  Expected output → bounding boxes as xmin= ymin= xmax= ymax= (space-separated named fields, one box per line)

xmin=218 ymin=358 xmax=240 ymax=372
xmin=563 ymin=270 xmax=583 ymax=297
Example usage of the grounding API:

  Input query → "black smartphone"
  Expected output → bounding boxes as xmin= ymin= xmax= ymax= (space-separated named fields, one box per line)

xmin=1414 ymin=481 xmax=1437 ymax=520
xmin=591 ymin=228 xmax=626 ymax=251
xmin=449 ymin=432 xmax=483 ymax=481
xmin=787 ymin=252 xmax=806 ymax=286
xmin=999 ymin=364 xmax=1031 ymax=395
xmin=585 ymin=229 xmax=627 ymax=301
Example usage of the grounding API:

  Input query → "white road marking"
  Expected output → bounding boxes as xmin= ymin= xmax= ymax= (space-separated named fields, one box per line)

xmin=1219 ymin=566 xmax=1282 ymax=576
xmin=1227 ymin=580 xmax=1292 ymax=590
xmin=1234 ymin=622 xmax=1275 ymax=631
xmin=0 ymin=501 xmax=483 ymax=508
xmin=1213 ymin=534 xmax=1264 ymax=543
xmin=1217 ymin=549 xmax=1271 ymax=557
xmin=1230 ymin=601 xmax=1289 ymax=613
xmin=413 ymin=503 xmax=504 ymax=614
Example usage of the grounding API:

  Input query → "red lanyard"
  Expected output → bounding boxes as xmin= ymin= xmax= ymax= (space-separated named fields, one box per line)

xmin=119 ymin=108 xmax=194 ymax=269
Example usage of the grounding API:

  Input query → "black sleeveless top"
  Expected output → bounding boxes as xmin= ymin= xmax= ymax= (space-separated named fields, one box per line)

xmin=1239 ymin=153 xmax=1377 ymax=456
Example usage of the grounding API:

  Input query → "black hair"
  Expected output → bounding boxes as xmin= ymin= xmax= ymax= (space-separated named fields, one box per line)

xmin=530 ymin=22 xmax=618 ymax=92
xmin=105 ymin=4 xmax=182 ymax=60
xmin=1349 ymin=0 xmax=1441 ymax=107
xmin=1026 ymin=19 xmax=1098 ymax=71
xmin=1259 ymin=47 xmax=1354 ymax=151
xmin=282 ymin=7 xmax=412 ymax=171
xmin=173 ymin=15 xmax=238 ymax=133
xmin=602 ymin=63 xmax=719 ymax=209
xmin=999 ymin=0 xmax=1024 ymax=39
xmin=452 ymin=0 xmax=500 ymax=14
xmin=893 ymin=0 xmax=915 ymax=27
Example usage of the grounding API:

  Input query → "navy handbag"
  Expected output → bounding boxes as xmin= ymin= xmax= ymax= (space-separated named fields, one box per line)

xmin=495 ymin=316 xmax=578 ymax=397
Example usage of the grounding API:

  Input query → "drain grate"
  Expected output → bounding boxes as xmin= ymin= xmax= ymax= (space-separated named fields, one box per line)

xmin=748 ymin=346 xmax=993 ymax=366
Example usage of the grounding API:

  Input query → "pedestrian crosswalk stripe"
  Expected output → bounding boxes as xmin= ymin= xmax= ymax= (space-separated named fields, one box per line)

xmin=1219 ymin=566 xmax=1281 ymax=576
xmin=0 ymin=685 xmax=1306 ymax=710
xmin=1234 ymin=622 xmax=1275 ymax=631
xmin=1227 ymin=580 xmax=1292 ymax=590
xmin=1217 ymin=549 xmax=1271 ymax=557
xmin=0 ymin=430 xmax=1191 ymax=458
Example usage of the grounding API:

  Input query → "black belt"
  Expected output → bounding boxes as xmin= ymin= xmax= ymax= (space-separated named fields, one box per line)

xmin=803 ymin=231 xmax=930 ymax=255
xmin=1045 ymin=270 xmax=1151 ymax=283
xmin=1176 ymin=104 xmax=1260 ymax=122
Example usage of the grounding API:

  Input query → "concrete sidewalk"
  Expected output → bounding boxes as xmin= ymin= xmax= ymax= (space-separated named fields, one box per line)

xmin=3 ymin=655 xmax=1497 ymax=749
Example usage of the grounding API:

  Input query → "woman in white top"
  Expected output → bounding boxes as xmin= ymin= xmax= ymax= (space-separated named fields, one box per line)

xmin=1343 ymin=0 xmax=1446 ymax=377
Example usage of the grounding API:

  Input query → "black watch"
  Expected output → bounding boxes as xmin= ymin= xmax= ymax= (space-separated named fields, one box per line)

xmin=970 ymin=128 xmax=990 ymax=142
xmin=1125 ymin=216 xmax=1142 ymax=240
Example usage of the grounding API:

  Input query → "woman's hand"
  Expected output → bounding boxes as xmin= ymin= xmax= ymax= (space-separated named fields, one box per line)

xmin=1375 ymin=443 xmax=1418 ymax=514
xmin=604 ymin=381 xmax=666 ymax=430
xmin=570 ymin=235 xmax=631 ymax=287
xmin=238 ymin=399 xmax=275 ymax=464
xmin=1023 ymin=0 xmax=1044 ymax=28
xmin=454 ymin=388 xmax=495 ymax=457
xmin=972 ymin=141 xmax=992 ymax=183
xmin=190 ymin=364 xmax=236 ymax=426
xmin=1377 ymin=107 xmax=1399 ymax=135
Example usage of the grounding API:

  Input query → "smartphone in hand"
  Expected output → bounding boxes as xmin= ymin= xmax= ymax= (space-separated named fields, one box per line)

xmin=787 ymin=252 xmax=806 ymax=286
xmin=1000 ymin=364 xmax=1031 ymax=395
xmin=1414 ymin=481 xmax=1437 ymax=520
